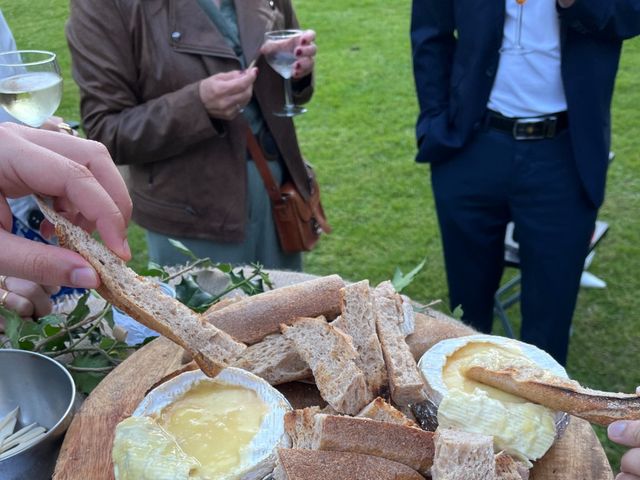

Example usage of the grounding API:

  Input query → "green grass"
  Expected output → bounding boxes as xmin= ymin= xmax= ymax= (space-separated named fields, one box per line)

xmin=3 ymin=0 xmax=639 ymax=472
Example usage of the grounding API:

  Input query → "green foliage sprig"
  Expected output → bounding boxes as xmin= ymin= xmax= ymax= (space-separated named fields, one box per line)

xmin=0 ymin=240 xmax=272 ymax=394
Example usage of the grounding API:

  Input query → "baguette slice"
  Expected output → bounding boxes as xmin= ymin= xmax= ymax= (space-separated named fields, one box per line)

xmin=431 ymin=428 xmax=496 ymax=480
xmin=357 ymin=397 xmax=419 ymax=428
xmin=281 ymin=317 xmax=372 ymax=414
xmin=495 ymin=452 xmax=530 ymax=480
xmin=465 ymin=365 xmax=640 ymax=426
xmin=203 ymin=275 xmax=345 ymax=344
xmin=283 ymin=407 xmax=323 ymax=449
xmin=310 ymin=414 xmax=435 ymax=476
xmin=375 ymin=295 xmax=428 ymax=406
xmin=273 ymin=448 xmax=425 ymax=480
xmin=38 ymin=201 xmax=245 ymax=377
xmin=232 ymin=333 xmax=311 ymax=385
xmin=374 ymin=280 xmax=415 ymax=336
xmin=406 ymin=309 xmax=476 ymax=361
xmin=338 ymin=280 xmax=388 ymax=397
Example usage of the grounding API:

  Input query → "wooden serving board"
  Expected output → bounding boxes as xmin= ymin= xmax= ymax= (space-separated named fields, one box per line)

xmin=54 ymin=336 xmax=614 ymax=480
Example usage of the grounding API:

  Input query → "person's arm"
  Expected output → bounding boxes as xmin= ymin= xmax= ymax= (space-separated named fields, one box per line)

xmin=410 ymin=0 xmax=456 ymax=149
xmin=66 ymin=0 xmax=224 ymax=166
xmin=0 ymin=123 xmax=131 ymax=288
xmin=558 ymin=0 xmax=640 ymax=40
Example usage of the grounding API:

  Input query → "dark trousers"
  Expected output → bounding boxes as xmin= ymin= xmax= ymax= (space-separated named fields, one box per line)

xmin=430 ymin=127 xmax=598 ymax=365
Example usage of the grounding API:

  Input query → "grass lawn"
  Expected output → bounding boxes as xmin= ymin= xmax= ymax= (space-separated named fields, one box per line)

xmin=2 ymin=0 xmax=639 ymax=471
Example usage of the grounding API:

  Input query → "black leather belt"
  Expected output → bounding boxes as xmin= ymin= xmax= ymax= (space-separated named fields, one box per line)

xmin=486 ymin=110 xmax=568 ymax=140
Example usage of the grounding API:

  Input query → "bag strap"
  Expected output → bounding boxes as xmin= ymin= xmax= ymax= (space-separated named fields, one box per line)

xmin=246 ymin=128 xmax=284 ymax=205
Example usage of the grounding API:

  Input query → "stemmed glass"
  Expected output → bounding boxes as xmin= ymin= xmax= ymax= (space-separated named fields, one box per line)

xmin=500 ymin=0 xmax=531 ymax=55
xmin=263 ymin=30 xmax=307 ymax=117
xmin=0 ymin=50 xmax=63 ymax=127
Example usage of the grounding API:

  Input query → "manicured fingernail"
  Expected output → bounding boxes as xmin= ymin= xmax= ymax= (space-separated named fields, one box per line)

xmin=295 ymin=63 xmax=301 ymax=70
xmin=71 ymin=267 xmax=99 ymax=288
xmin=608 ymin=421 xmax=627 ymax=439
xmin=296 ymin=48 xmax=302 ymax=56
xmin=301 ymin=39 xmax=308 ymax=45
xmin=636 ymin=386 xmax=640 ymax=395
xmin=123 ymin=239 xmax=132 ymax=259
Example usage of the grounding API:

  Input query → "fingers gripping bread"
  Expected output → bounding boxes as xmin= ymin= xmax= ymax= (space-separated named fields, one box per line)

xmin=273 ymin=449 xmax=426 ymax=480
xmin=281 ymin=317 xmax=372 ymax=415
xmin=40 ymin=202 xmax=245 ymax=377
xmin=466 ymin=365 xmax=640 ymax=426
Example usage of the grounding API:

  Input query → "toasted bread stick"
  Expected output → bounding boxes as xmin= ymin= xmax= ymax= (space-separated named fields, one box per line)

xmin=466 ymin=365 xmax=640 ymax=426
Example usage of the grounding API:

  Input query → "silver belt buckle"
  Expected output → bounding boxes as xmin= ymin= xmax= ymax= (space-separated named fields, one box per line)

xmin=511 ymin=117 xmax=544 ymax=140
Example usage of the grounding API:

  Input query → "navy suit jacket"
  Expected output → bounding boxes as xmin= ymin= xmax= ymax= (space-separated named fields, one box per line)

xmin=411 ymin=0 xmax=640 ymax=207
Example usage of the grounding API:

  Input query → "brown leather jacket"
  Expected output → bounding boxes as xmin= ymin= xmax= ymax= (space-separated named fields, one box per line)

xmin=66 ymin=0 xmax=313 ymax=242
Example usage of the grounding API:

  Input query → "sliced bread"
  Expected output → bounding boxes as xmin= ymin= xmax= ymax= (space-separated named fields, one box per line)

xmin=375 ymin=295 xmax=428 ymax=406
xmin=406 ymin=309 xmax=476 ymax=361
xmin=310 ymin=414 xmax=434 ymax=476
xmin=283 ymin=407 xmax=323 ymax=449
xmin=39 ymin=201 xmax=245 ymax=377
xmin=465 ymin=364 xmax=640 ymax=426
xmin=431 ymin=428 xmax=496 ymax=480
xmin=232 ymin=333 xmax=311 ymax=385
xmin=281 ymin=317 xmax=372 ymax=415
xmin=374 ymin=280 xmax=415 ymax=336
xmin=273 ymin=448 xmax=425 ymax=480
xmin=338 ymin=280 xmax=388 ymax=397
xmin=203 ymin=275 xmax=345 ymax=344
xmin=495 ymin=452 xmax=530 ymax=480
xmin=357 ymin=397 xmax=419 ymax=428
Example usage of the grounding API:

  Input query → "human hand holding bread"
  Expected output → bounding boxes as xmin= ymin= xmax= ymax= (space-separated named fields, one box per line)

xmin=608 ymin=405 xmax=640 ymax=480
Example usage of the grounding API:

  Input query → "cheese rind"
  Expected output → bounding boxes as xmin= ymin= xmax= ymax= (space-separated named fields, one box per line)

xmin=418 ymin=335 xmax=568 ymax=463
xmin=113 ymin=368 xmax=292 ymax=480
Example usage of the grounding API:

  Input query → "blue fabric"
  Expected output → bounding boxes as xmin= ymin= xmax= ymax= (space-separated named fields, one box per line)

xmin=430 ymin=127 xmax=597 ymax=365
xmin=410 ymin=0 xmax=640 ymax=208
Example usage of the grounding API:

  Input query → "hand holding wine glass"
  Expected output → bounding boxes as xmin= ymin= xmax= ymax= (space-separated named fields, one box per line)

xmin=262 ymin=29 xmax=316 ymax=117
xmin=0 ymin=50 xmax=63 ymax=128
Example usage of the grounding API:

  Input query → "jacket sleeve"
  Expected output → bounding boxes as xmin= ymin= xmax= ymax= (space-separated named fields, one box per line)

xmin=559 ymin=0 xmax=640 ymax=40
xmin=66 ymin=0 xmax=222 ymax=166
xmin=410 ymin=0 xmax=456 ymax=147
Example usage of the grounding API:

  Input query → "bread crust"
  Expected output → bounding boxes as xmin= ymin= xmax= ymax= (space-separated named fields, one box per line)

xmin=42 ymin=202 xmax=245 ymax=377
xmin=281 ymin=317 xmax=372 ymax=414
xmin=274 ymin=448 xmax=425 ymax=480
xmin=203 ymin=275 xmax=345 ymax=344
xmin=466 ymin=365 xmax=640 ymax=426
xmin=313 ymin=414 xmax=434 ymax=476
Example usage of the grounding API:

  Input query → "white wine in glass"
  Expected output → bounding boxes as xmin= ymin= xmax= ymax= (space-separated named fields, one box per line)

xmin=263 ymin=30 xmax=307 ymax=117
xmin=0 ymin=50 xmax=63 ymax=127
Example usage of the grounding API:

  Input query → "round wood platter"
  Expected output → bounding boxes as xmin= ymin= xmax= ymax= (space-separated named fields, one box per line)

xmin=53 ymin=335 xmax=614 ymax=480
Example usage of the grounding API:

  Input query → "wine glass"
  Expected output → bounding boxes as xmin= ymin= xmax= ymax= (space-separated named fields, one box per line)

xmin=263 ymin=30 xmax=307 ymax=117
xmin=500 ymin=0 xmax=531 ymax=55
xmin=0 ymin=50 xmax=63 ymax=127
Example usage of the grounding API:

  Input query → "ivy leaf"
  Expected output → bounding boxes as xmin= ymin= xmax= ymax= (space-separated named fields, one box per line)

xmin=452 ymin=305 xmax=464 ymax=320
xmin=175 ymin=275 xmax=216 ymax=313
xmin=67 ymin=292 xmax=91 ymax=326
xmin=138 ymin=262 xmax=170 ymax=280
xmin=391 ymin=258 xmax=426 ymax=293
xmin=69 ymin=353 xmax=111 ymax=394
xmin=168 ymin=239 xmax=199 ymax=261
xmin=1 ymin=306 xmax=24 ymax=349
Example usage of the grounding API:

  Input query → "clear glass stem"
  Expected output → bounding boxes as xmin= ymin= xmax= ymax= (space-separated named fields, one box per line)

xmin=514 ymin=4 xmax=524 ymax=49
xmin=283 ymin=77 xmax=295 ymax=112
